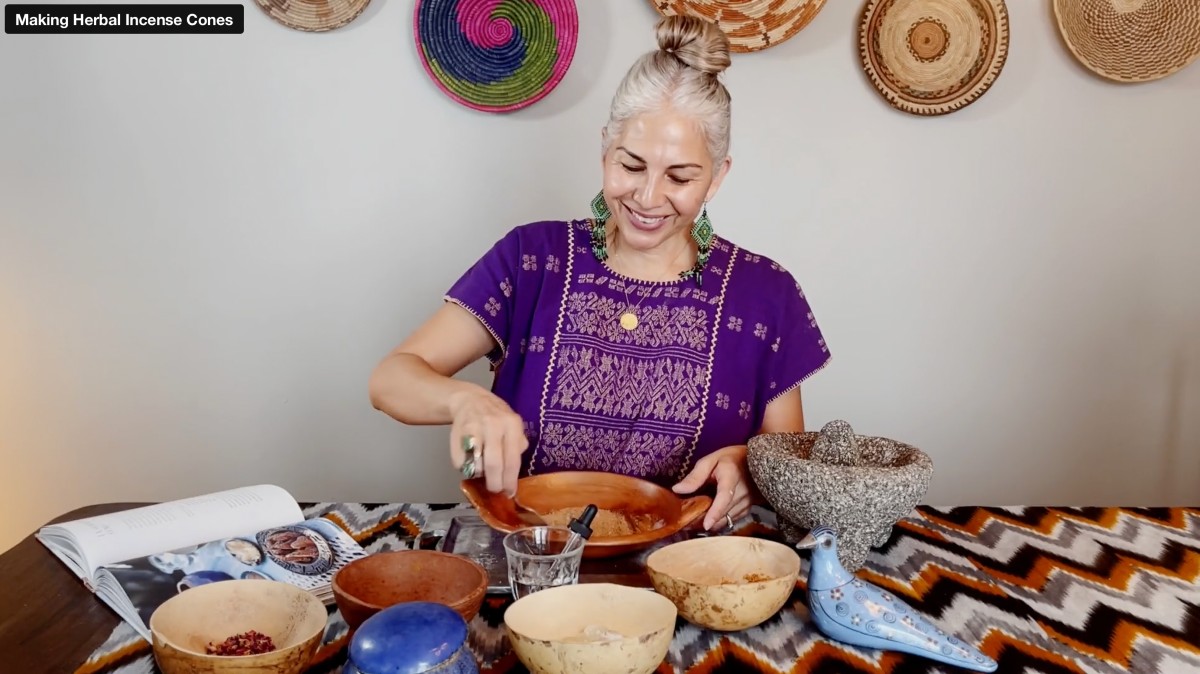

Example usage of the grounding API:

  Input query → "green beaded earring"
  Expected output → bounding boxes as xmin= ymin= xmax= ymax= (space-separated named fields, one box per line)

xmin=589 ymin=190 xmax=610 ymax=261
xmin=681 ymin=202 xmax=713 ymax=285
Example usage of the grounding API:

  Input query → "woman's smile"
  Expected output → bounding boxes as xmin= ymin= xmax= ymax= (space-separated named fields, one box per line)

xmin=622 ymin=203 xmax=673 ymax=232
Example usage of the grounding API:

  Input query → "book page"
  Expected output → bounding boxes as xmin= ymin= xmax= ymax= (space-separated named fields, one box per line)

xmin=103 ymin=517 xmax=368 ymax=632
xmin=45 ymin=484 xmax=303 ymax=575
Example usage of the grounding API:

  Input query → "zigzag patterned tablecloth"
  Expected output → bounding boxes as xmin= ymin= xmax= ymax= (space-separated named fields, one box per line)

xmin=75 ymin=504 xmax=1200 ymax=674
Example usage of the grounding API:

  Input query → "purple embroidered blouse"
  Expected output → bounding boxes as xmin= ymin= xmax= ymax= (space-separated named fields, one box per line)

xmin=445 ymin=220 xmax=830 ymax=487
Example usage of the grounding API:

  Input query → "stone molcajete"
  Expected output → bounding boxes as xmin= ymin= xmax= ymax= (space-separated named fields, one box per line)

xmin=747 ymin=420 xmax=933 ymax=571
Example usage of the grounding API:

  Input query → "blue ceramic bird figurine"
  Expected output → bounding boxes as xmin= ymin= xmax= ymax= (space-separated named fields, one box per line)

xmin=798 ymin=525 xmax=998 ymax=672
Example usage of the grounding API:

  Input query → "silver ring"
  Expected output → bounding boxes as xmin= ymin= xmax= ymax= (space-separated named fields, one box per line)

xmin=460 ymin=435 xmax=478 ymax=478
xmin=725 ymin=513 xmax=735 ymax=530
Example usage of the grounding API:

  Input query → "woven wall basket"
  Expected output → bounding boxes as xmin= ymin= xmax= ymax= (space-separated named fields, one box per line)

xmin=649 ymin=0 xmax=828 ymax=53
xmin=254 ymin=0 xmax=370 ymax=32
xmin=860 ymin=0 xmax=1010 ymax=116
xmin=413 ymin=0 xmax=579 ymax=113
xmin=1053 ymin=0 xmax=1200 ymax=83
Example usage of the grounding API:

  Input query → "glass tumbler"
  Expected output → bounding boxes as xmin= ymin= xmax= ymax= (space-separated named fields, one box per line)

xmin=502 ymin=526 xmax=584 ymax=599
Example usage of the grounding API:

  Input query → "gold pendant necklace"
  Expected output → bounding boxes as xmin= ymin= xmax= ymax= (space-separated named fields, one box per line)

xmin=607 ymin=233 xmax=679 ymax=332
xmin=619 ymin=282 xmax=647 ymax=331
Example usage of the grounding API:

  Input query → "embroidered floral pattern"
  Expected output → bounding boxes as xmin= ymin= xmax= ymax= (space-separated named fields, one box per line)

xmin=727 ymin=316 xmax=743 ymax=332
xmin=529 ymin=336 xmax=545 ymax=352
xmin=754 ymin=323 xmax=768 ymax=339
xmin=715 ymin=393 xmax=729 ymax=409
xmin=485 ymin=297 xmax=501 ymax=317
xmin=539 ymin=423 xmax=688 ymax=478
xmin=531 ymin=232 xmax=742 ymax=484
xmin=738 ymin=401 xmax=751 ymax=419
xmin=522 ymin=254 xmax=538 ymax=271
xmin=772 ymin=337 xmax=781 ymax=352
xmin=500 ymin=278 xmax=513 ymax=298
xmin=545 ymin=254 xmax=560 ymax=273
xmin=561 ymin=291 xmax=709 ymax=351
xmin=550 ymin=346 xmax=707 ymax=423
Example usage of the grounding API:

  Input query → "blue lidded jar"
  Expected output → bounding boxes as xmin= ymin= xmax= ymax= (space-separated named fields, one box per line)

xmin=343 ymin=601 xmax=478 ymax=674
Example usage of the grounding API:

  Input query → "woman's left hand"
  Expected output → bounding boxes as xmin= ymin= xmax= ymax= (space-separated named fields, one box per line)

xmin=671 ymin=445 xmax=754 ymax=531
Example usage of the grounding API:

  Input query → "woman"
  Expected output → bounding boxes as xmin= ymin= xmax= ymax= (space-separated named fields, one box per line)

xmin=369 ymin=16 xmax=830 ymax=531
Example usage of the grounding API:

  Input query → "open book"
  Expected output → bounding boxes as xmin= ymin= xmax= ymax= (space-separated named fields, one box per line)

xmin=36 ymin=484 xmax=367 ymax=642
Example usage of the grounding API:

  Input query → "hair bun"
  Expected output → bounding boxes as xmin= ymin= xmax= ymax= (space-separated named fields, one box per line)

xmin=655 ymin=15 xmax=731 ymax=75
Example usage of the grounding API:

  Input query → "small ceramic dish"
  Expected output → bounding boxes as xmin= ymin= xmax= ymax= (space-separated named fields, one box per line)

xmin=332 ymin=550 xmax=488 ymax=630
xmin=148 ymin=579 xmax=326 ymax=674
xmin=645 ymin=536 xmax=800 ymax=631
xmin=461 ymin=471 xmax=710 ymax=558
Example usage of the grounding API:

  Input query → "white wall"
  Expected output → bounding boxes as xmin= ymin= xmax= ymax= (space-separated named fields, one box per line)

xmin=2 ymin=1 xmax=1198 ymax=553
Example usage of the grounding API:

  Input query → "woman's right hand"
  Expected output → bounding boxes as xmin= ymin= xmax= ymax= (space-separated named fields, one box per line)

xmin=447 ymin=386 xmax=529 ymax=497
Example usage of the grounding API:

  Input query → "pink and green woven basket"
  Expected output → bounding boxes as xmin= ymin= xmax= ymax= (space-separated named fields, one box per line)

xmin=413 ymin=0 xmax=579 ymax=113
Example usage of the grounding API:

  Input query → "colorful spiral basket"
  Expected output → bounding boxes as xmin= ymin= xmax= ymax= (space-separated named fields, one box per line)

xmin=413 ymin=0 xmax=579 ymax=113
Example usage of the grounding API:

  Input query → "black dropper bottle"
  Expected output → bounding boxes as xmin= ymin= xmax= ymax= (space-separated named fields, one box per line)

xmin=563 ymin=504 xmax=598 ymax=553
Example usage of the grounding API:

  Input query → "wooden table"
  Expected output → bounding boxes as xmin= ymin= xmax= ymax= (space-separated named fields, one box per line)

xmin=5 ymin=501 xmax=1197 ymax=673
xmin=0 ymin=503 xmax=149 ymax=673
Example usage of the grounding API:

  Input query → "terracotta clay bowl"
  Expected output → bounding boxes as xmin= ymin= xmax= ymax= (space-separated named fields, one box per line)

xmin=461 ymin=471 xmax=711 ymax=559
xmin=331 ymin=550 xmax=488 ymax=631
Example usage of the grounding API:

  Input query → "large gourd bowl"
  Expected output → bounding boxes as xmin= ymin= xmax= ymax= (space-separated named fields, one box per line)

xmin=746 ymin=420 xmax=933 ymax=571
xmin=148 ymin=579 xmax=327 ymax=674
xmin=504 ymin=582 xmax=677 ymax=674
xmin=461 ymin=471 xmax=710 ymax=559
xmin=645 ymin=536 xmax=800 ymax=631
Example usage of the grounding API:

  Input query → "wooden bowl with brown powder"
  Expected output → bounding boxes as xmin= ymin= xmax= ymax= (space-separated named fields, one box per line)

xmin=461 ymin=471 xmax=711 ymax=559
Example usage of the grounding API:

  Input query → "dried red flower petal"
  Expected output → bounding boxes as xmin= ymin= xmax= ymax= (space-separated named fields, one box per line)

xmin=205 ymin=630 xmax=277 ymax=656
